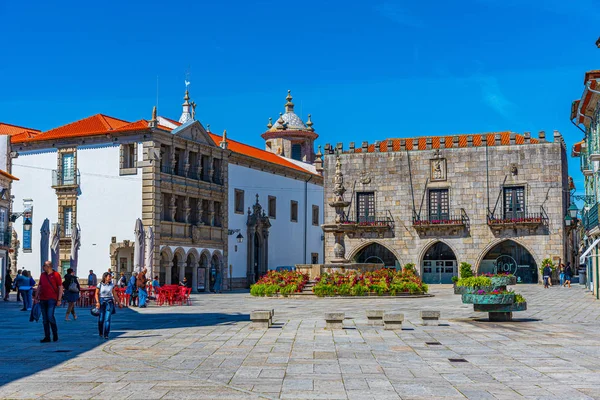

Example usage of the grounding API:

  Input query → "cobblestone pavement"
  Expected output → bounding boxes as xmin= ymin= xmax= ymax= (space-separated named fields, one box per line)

xmin=1 ymin=284 xmax=600 ymax=399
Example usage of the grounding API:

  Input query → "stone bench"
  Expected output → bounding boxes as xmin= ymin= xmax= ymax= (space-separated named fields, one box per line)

xmin=250 ymin=310 xmax=272 ymax=328
xmin=324 ymin=312 xmax=345 ymax=329
xmin=383 ymin=312 xmax=404 ymax=330
xmin=366 ymin=309 xmax=384 ymax=326
xmin=421 ymin=310 xmax=440 ymax=326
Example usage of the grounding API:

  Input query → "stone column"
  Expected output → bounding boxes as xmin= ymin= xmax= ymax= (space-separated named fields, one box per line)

xmin=197 ymin=199 xmax=204 ymax=225
xmin=184 ymin=150 xmax=190 ymax=177
xmin=184 ymin=196 xmax=191 ymax=224
xmin=209 ymin=201 xmax=215 ymax=227
xmin=170 ymin=147 xmax=177 ymax=171
xmin=177 ymin=261 xmax=186 ymax=284
xmin=169 ymin=195 xmax=177 ymax=222
xmin=166 ymin=262 xmax=173 ymax=285
xmin=247 ymin=226 xmax=256 ymax=284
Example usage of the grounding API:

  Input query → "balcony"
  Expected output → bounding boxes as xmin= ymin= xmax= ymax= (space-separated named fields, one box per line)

xmin=581 ymin=156 xmax=593 ymax=176
xmin=160 ymin=221 xmax=224 ymax=244
xmin=0 ymin=228 xmax=11 ymax=248
xmin=487 ymin=206 xmax=548 ymax=232
xmin=413 ymin=209 xmax=468 ymax=235
xmin=323 ymin=210 xmax=394 ymax=238
xmin=52 ymin=169 xmax=80 ymax=188
xmin=584 ymin=203 xmax=599 ymax=233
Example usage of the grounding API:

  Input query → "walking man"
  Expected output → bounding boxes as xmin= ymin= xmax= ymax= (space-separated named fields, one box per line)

xmin=88 ymin=270 xmax=97 ymax=287
xmin=13 ymin=269 xmax=22 ymax=302
xmin=35 ymin=261 xmax=63 ymax=342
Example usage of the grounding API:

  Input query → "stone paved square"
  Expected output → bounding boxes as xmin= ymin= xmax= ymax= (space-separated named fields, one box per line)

xmin=2 ymin=284 xmax=600 ymax=399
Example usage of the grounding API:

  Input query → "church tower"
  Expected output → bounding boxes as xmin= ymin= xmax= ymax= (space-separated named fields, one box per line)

xmin=261 ymin=90 xmax=318 ymax=163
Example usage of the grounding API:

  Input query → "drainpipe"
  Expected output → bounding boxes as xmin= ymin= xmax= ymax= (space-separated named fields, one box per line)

xmin=304 ymin=175 xmax=313 ymax=264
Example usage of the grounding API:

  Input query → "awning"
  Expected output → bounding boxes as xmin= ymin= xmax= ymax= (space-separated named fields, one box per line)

xmin=580 ymin=237 xmax=600 ymax=264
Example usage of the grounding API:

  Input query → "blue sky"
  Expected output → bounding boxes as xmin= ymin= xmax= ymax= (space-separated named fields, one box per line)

xmin=1 ymin=0 xmax=599 ymax=191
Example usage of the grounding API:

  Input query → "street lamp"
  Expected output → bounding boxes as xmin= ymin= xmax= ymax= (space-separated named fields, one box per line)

xmin=23 ymin=217 xmax=32 ymax=231
xmin=236 ymin=233 xmax=244 ymax=243
xmin=564 ymin=214 xmax=572 ymax=227
xmin=568 ymin=203 xmax=579 ymax=219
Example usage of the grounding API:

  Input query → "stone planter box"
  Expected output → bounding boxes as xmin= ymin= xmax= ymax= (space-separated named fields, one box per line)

xmin=474 ymin=302 xmax=527 ymax=313
xmin=462 ymin=293 xmax=515 ymax=305
xmin=490 ymin=276 xmax=517 ymax=287
xmin=454 ymin=285 xmax=492 ymax=295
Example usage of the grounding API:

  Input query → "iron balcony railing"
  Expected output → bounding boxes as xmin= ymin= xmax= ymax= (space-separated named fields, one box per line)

xmin=52 ymin=169 xmax=80 ymax=187
xmin=0 ymin=229 xmax=11 ymax=247
xmin=413 ymin=208 xmax=468 ymax=227
xmin=584 ymin=203 xmax=599 ymax=232
xmin=487 ymin=205 xmax=548 ymax=226
xmin=342 ymin=209 xmax=394 ymax=228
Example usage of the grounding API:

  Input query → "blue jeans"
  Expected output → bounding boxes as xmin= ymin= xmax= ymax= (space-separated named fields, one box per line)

xmin=98 ymin=299 xmax=114 ymax=337
xmin=23 ymin=289 xmax=33 ymax=310
xmin=559 ymin=273 xmax=565 ymax=286
xmin=138 ymin=288 xmax=148 ymax=306
xmin=40 ymin=299 xmax=58 ymax=339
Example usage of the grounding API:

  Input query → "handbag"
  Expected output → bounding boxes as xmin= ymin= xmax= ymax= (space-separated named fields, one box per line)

xmin=68 ymin=276 xmax=79 ymax=293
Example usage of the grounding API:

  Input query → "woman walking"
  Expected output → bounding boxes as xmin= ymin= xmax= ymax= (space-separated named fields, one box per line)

xmin=62 ymin=268 xmax=80 ymax=321
xmin=17 ymin=270 xmax=34 ymax=311
xmin=563 ymin=263 xmax=572 ymax=288
xmin=559 ymin=263 xmax=565 ymax=286
xmin=4 ymin=270 xmax=12 ymax=301
xmin=95 ymin=272 xmax=120 ymax=339
xmin=125 ymin=271 xmax=138 ymax=307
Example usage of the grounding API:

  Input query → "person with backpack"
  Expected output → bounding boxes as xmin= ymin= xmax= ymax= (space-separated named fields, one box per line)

xmin=125 ymin=271 xmax=138 ymax=307
xmin=62 ymin=268 xmax=80 ymax=321
xmin=543 ymin=264 xmax=552 ymax=289
xmin=13 ymin=269 xmax=22 ymax=302
xmin=17 ymin=270 xmax=34 ymax=311
xmin=35 ymin=261 xmax=63 ymax=343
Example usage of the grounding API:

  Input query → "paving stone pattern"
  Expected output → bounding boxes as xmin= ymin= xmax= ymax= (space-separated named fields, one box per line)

xmin=1 ymin=284 xmax=600 ymax=399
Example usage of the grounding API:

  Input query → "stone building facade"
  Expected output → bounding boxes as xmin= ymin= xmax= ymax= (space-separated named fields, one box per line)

xmin=321 ymin=131 xmax=570 ymax=284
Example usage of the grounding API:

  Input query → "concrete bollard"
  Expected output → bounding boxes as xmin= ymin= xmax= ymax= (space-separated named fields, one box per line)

xmin=366 ymin=309 xmax=384 ymax=326
xmin=324 ymin=312 xmax=345 ymax=329
xmin=250 ymin=310 xmax=272 ymax=329
xmin=383 ymin=312 xmax=404 ymax=330
xmin=420 ymin=310 xmax=441 ymax=326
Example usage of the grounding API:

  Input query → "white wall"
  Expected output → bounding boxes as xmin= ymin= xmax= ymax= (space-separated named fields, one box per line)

xmin=12 ymin=150 xmax=59 ymax=279
xmin=227 ymin=164 xmax=324 ymax=280
xmin=12 ymin=143 xmax=142 ymax=279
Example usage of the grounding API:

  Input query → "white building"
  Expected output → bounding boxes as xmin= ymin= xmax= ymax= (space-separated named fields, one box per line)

xmin=8 ymin=89 xmax=324 ymax=289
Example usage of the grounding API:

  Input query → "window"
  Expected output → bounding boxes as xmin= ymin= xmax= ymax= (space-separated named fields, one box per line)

xmin=62 ymin=153 xmax=75 ymax=184
xmin=213 ymin=158 xmax=223 ymax=184
xmin=503 ymin=186 xmax=525 ymax=219
xmin=234 ymin=189 xmax=244 ymax=214
xmin=356 ymin=192 xmax=375 ymax=223
xmin=201 ymin=155 xmax=211 ymax=181
xmin=311 ymin=253 xmax=319 ymax=264
xmin=268 ymin=196 xmax=277 ymax=219
xmin=0 ymin=207 xmax=7 ymax=246
xmin=214 ymin=201 xmax=222 ymax=227
xmin=291 ymin=143 xmax=302 ymax=161
xmin=120 ymin=144 xmax=137 ymax=175
xmin=202 ymin=199 xmax=210 ymax=224
xmin=162 ymin=193 xmax=170 ymax=221
xmin=190 ymin=198 xmax=199 ymax=224
xmin=290 ymin=200 xmax=298 ymax=222
xmin=428 ymin=189 xmax=449 ymax=221
xmin=63 ymin=207 xmax=73 ymax=237
xmin=312 ymin=205 xmax=319 ymax=226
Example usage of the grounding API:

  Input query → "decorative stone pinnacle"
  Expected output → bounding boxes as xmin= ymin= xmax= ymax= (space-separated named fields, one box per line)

xmin=316 ymin=145 xmax=322 ymax=157
xmin=184 ymin=89 xmax=190 ymax=102
xmin=151 ymin=106 xmax=157 ymax=121
xmin=332 ymin=155 xmax=346 ymax=202
xmin=306 ymin=114 xmax=314 ymax=131
xmin=206 ymin=124 xmax=211 ymax=133
xmin=267 ymin=117 xmax=273 ymax=129
xmin=276 ymin=112 xmax=286 ymax=130
xmin=285 ymin=90 xmax=294 ymax=112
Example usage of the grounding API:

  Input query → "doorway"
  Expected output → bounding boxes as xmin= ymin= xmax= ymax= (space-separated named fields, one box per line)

xmin=421 ymin=242 xmax=457 ymax=284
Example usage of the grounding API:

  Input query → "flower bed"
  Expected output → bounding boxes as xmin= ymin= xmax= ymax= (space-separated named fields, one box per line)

xmin=454 ymin=276 xmax=492 ymax=295
xmin=313 ymin=267 xmax=428 ymax=297
xmin=250 ymin=270 xmax=309 ymax=297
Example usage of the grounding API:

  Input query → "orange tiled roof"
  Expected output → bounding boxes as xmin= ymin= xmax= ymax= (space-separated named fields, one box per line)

xmin=0 ymin=169 xmax=18 ymax=181
xmin=0 ymin=122 xmax=41 ymax=143
xmin=348 ymin=132 xmax=538 ymax=153
xmin=11 ymin=114 xmax=150 ymax=144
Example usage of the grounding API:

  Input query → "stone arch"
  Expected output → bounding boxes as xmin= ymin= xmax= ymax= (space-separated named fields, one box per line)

xmin=196 ymin=249 xmax=211 ymax=292
xmin=475 ymin=238 xmax=540 ymax=283
xmin=185 ymin=250 xmax=197 ymax=289
xmin=209 ymin=250 xmax=224 ymax=292
xmin=419 ymin=240 xmax=459 ymax=284
xmin=347 ymin=240 xmax=404 ymax=266
xmin=172 ymin=247 xmax=186 ymax=284
xmin=173 ymin=247 xmax=186 ymax=260
xmin=159 ymin=246 xmax=174 ymax=285
xmin=187 ymin=248 xmax=200 ymax=261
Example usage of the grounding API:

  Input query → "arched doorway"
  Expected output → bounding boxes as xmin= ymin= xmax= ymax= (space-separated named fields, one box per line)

xmin=479 ymin=240 xmax=538 ymax=283
xmin=422 ymin=242 xmax=457 ymax=284
xmin=197 ymin=253 xmax=208 ymax=292
xmin=185 ymin=254 xmax=194 ymax=287
xmin=209 ymin=254 xmax=222 ymax=292
xmin=172 ymin=254 xmax=181 ymax=284
xmin=352 ymin=242 xmax=399 ymax=268
xmin=159 ymin=248 xmax=172 ymax=285
xmin=247 ymin=195 xmax=270 ymax=284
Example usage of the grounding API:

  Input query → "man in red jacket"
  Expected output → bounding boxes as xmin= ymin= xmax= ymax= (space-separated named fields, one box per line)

xmin=35 ymin=261 xmax=63 ymax=342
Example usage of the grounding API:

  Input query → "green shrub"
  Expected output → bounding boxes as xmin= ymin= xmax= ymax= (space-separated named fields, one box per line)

xmin=514 ymin=293 xmax=526 ymax=304
xmin=459 ymin=262 xmax=473 ymax=279
xmin=403 ymin=263 xmax=416 ymax=273
xmin=456 ymin=276 xmax=492 ymax=288
xmin=421 ymin=283 xmax=428 ymax=293
xmin=337 ymin=283 xmax=351 ymax=296
xmin=451 ymin=276 xmax=459 ymax=283
xmin=390 ymin=282 xmax=407 ymax=295
xmin=350 ymin=284 xmax=368 ymax=296
xmin=250 ymin=284 xmax=266 ymax=297
xmin=279 ymin=284 xmax=297 ymax=297
xmin=406 ymin=282 xmax=421 ymax=294
xmin=540 ymin=258 xmax=556 ymax=275
xmin=313 ymin=283 xmax=336 ymax=297
xmin=264 ymin=285 xmax=280 ymax=297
